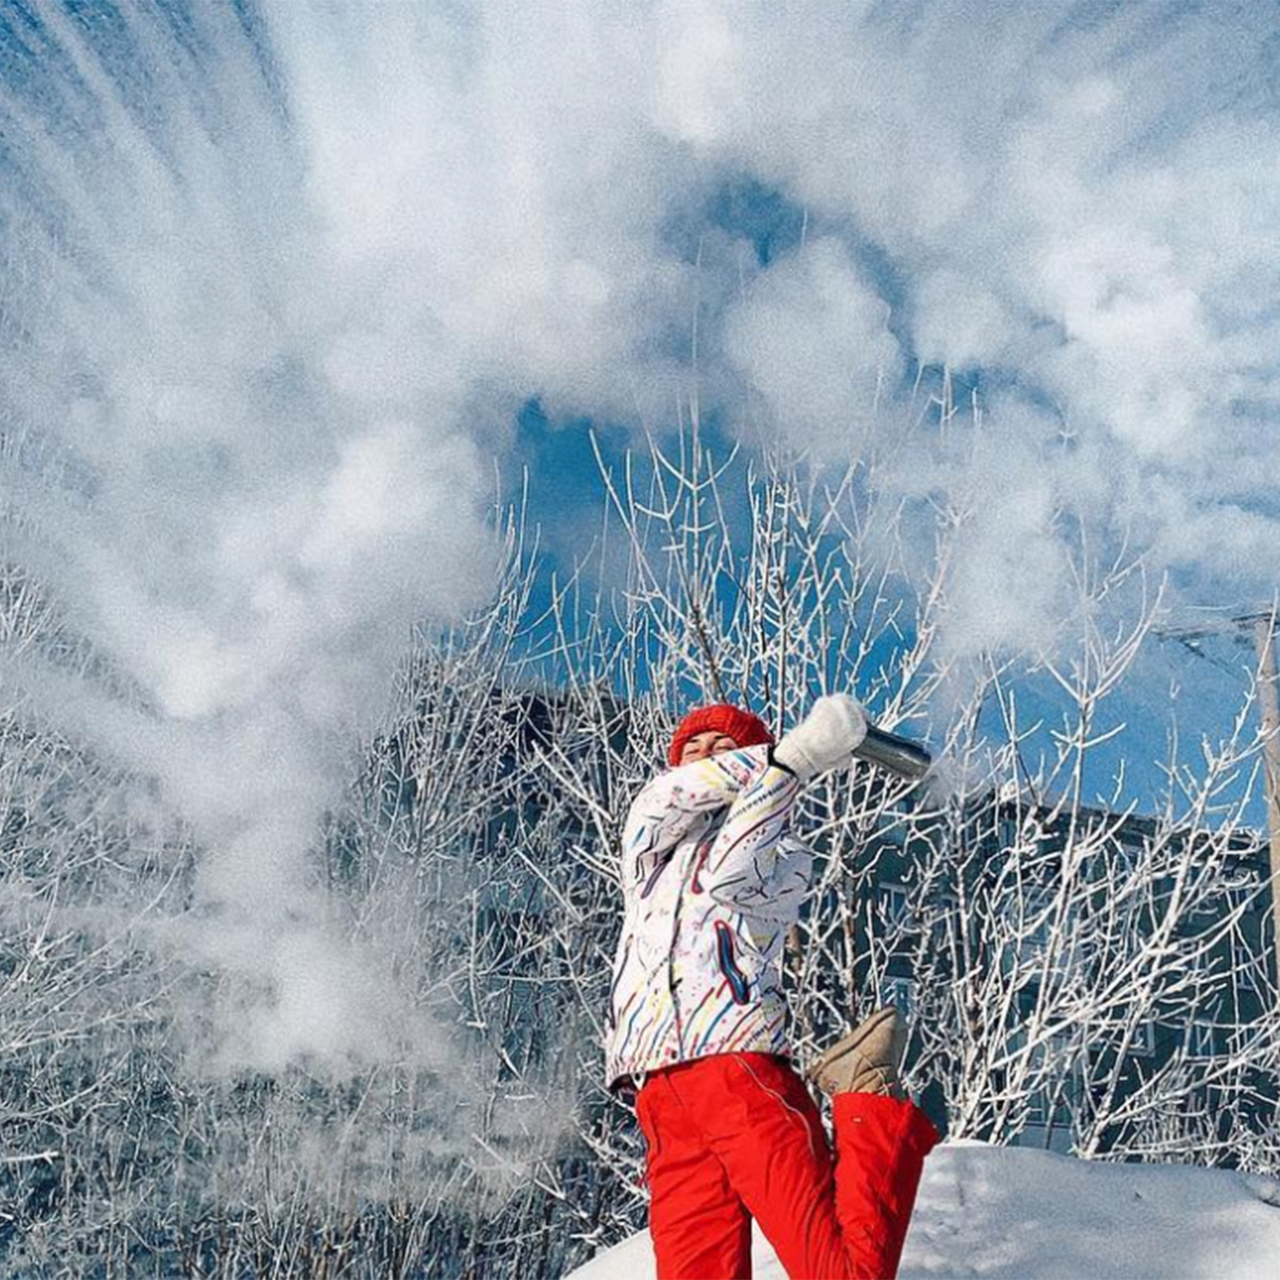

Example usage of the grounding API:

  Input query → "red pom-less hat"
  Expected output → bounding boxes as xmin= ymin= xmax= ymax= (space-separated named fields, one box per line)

xmin=668 ymin=704 xmax=774 ymax=766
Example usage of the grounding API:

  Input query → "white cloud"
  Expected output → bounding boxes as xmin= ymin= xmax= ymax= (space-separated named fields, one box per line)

xmin=642 ymin=0 xmax=1280 ymax=644
xmin=914 ymin=270 xmax=1017 ymax=371
xmin=724 ymin=239 xmax=902 ymax=452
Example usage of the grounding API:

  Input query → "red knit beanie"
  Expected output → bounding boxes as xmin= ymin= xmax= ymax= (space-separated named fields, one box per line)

xmin=668 ymin=704 xmax=774 ymax=766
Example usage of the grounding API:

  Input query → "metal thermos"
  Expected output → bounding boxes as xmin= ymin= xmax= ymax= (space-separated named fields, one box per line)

xmin=854 ymin=724 xmax=932 ymax=779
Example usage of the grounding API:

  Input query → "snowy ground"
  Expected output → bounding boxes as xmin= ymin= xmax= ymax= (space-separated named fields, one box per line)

xmin=566 ymin=1141 xmax=1280 ymax=1279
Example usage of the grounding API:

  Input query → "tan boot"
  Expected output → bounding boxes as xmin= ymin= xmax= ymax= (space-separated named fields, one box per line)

xmin=805 ymin=1006 xmax=908 ymax=1099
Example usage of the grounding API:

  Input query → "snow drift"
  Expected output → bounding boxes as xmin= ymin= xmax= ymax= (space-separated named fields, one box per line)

xmin=566 ymin=1141 xmax=1280 ymax=1280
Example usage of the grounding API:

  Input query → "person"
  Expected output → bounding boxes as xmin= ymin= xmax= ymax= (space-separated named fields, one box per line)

xmin=604 ymin=698 xmax=939 ymax=1280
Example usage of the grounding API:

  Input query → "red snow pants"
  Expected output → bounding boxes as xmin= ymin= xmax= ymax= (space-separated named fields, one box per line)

xmin=636 ymin=1052 xmax=939 ymax=1280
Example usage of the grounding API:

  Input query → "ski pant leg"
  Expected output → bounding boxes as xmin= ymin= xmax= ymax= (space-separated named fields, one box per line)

xmin=638 ymin=1069 xmax=754 ymax=1280
xmin=698 ymin=1052 xmax=851 ymax=1279
xmin=829 ymin=1092 xmax=940 ymax=1279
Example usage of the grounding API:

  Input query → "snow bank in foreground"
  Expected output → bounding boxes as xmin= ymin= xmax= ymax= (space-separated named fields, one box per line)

xmin=566 ymin=1141 xmax=1280 ymax=1279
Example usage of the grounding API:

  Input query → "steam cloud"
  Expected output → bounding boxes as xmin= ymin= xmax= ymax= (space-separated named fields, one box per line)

xmin=2 ymin=0 xmax=1277 ymax=1068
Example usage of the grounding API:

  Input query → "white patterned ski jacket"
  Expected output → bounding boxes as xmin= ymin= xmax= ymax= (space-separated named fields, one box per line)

xmin=604 ymin=745 xmax=812 ymax=1092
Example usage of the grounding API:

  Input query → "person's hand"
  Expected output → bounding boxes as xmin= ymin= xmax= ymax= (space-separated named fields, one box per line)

xmin=773 ymin=695 xmax=867 ymax=781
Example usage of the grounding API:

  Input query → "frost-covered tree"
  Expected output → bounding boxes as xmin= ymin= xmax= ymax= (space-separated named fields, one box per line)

xmin=3 ymin=407 xmax=1279 ymax=1278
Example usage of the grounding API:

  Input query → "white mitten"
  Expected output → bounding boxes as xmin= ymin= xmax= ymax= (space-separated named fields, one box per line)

xmin=774 ymin=695 xmax=868 ymax=781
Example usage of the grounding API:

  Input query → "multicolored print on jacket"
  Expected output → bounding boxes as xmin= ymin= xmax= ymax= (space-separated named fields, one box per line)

xmin=604 ymin=745 xmax=812 ymax=1091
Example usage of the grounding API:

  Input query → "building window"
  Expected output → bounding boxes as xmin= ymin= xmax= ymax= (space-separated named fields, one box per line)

xmin=880 ymin=884 xmax=909 ymax=927
xmin=1188 ymin=1020 xmax=1215 ymax=1059
xmin=1024 ymin=1031 xmax=1076 ymax=1129
xmin=1230 ymin=936 xmax=1265 ymax=992
xmin=997 ymin=814 xmax=1018 ymax=852
xmin=1185 ymin=940 xmax=1219 ymax=977
xmin=1017 ymin=894 xmax=1054 ymax=960
xmin=1130 ymin=1022 xmax=1155 ymax=1056
xmin=881 ymin=975 xmax=915 ymax=1018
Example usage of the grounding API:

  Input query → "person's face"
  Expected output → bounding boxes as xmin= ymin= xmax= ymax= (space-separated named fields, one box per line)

xmin=679 ymin=730 xmax=740 ymax=765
